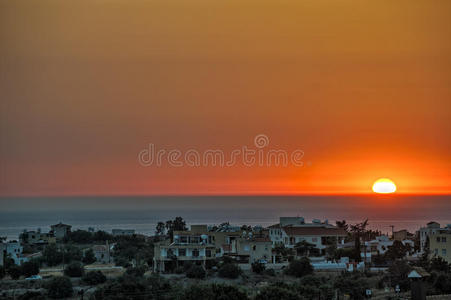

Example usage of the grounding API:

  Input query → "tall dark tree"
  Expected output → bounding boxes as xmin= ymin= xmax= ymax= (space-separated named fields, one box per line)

xmin=350 ymin=219 xmax=368 ymax=262
xmin=155 ymin=221 xmax=166 ymax=236
xmin=165 ymin=217 xmax=187 ymax=240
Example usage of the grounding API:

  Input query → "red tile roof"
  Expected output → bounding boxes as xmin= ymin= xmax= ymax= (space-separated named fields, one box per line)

xmin=283 ymin=226 xmax=347 ymax=236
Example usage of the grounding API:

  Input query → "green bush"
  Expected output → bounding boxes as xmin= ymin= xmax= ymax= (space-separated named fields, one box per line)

xmin=183 ymin=284 xmax=248 ymax=300
xmin=125 ymin=266 xmax=146 ymax=277
xmin=7 ymin=265 xmax=22 ymax=280
xmin=64 ymin=262 xmax=85 ymax=277
xmin=0 ymin=266 xmax=5 ymax=279
xmin=45 ymin=276 xmax=73 ymax=299
xmin=263 ymin=268 xmax=276 ymax=276
xmin=82 ymin=248 xmax=96 ymax=264
xmin=218 ymin=263 xmax=242 ymax=279
xmin=83 ymin=270 xmax=107 ymax=285
xmin=21 ymin=261 xmax=40 ymax=278
xmin=256 ymin=284 xmax=302 ymax=300
xmin=284 ymin=257 xmax=313 ymax=278
xmin=186 ymin=265 xmax=206 ymax=279
xmin=251 ymin=261 xmax=266 ymax=274
xmin=18 ymin=291 xmax=45 ymax=300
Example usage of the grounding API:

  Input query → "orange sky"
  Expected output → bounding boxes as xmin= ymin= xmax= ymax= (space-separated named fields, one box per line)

xmin=0 ymin=0 xmax=450 ymax=196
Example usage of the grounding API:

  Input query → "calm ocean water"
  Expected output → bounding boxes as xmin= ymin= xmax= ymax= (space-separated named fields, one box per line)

xmin=0 ymin=195 xmax=450 ymax=240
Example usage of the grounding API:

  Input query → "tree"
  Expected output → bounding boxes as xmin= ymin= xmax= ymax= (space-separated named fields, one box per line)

xmin=63 ymin=245 xmax=83 ymax=263
xmin=42 ymin=244 xmax=63 ymax=266
xmin=165 ymin=217 xmax=188 ymax=240
xmin=349 ymin=219 xmax=368 ymax=262
xmin=83 ymin=270 xmax=107 ymax=285
xmin=251 ymin=261 xmax=266 ymax=274
xmin=387 ymin=259 xmax=411 ymax=291
xmin=385 ymin=240 xmax=409 ymax=261
xmin=186 ymin=264 xmax=206 ymax=279
xmin=336 ymin=220 xmax=349 ymax=232
xmin=155 ymin=221 xmax=166 ymax=236
xmin=0 ymin=266 xmax=5 ymax=279
xmin=125 ymin=266 xmax=146 ymax=277
xmin=64 ymin=262 xmax=85 ymax=277
xmin=285 ymin=257 xmax=313 ymax=278
xmin=45 ymin=276 xmax=73 ymax=299
xmin=21 ymin=261 xmax=40 ymax=277
xmin=430 ymin=256 xmax=450 ymax=273
xmin=7 ymin=265 xmax=22 ymax=280
xmin=82 ymin=248 xmax=96 ymax=264
xmin=218 ymin=263 xmax=242 ymax=279
xmin=334 ymin=274 xmax=369 ymax=300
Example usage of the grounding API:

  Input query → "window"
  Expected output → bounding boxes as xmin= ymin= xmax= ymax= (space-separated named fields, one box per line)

xmin=442 ymin=237 xmax=447 ymax=243
xmin=434 ymin=249 xmax=439 ymax=255
xmin=437 ymin=237 xmax=441 ymax=243
xmin=180 ymin=236 xmax=188 ymax=243
xmin=179 ymin=248 xmax=186 ymax=256
xmin=442 ymin=249 xmax=447 ymax=256
xmin=206 ymin=249 xmax=211 ymax=257
xmin=192 ymin=249 xmax=199 ymax=257
xmin=244 ymin=245 xmax=250 ymax=251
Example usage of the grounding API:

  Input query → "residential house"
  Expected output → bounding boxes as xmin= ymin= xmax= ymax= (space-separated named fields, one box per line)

xmin=21 ymin=230 xmax=56 ymax=245
xmin=393 ymin=229 xmax=408 ymax=241
xmin=93 ymin=242 xmax=112 ymax=264
xmin=50 ymin=222 xmax=72 ymax=239
xmin=153 ymin=225 xmax=217 ymax=272
xmin=112 ymin=229 xmax=135 ymax=236
xmin=0 ymin=241 xmax=24 ymax=266
xmin=232 ymin=236 xmax=272 ymax=263
xmin=429 ymin=229 xmax=451 ymax=263
xmin=268 ymin=217 xmax=347 ymax=255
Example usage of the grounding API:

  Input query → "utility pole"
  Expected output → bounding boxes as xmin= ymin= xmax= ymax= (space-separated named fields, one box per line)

xmin=390 ymin=225 xmax=395 ymax=239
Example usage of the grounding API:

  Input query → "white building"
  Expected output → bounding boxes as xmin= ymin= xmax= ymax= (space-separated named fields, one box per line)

xmin=268 ymin=217 xmax=347 ymax=255
xmin=0 ymin=241 xmax=24 ymax=266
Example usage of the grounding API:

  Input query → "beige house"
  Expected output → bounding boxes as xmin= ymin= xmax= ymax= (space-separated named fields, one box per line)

xmin=153 ymin=225 xmax=217 ymax=272
xmin=232 ymin=237 xmax=272 ymax=263
xmin=50 ymin=222 xmax=72 ymax=239
xmin=21 ymin=230 xmax=56 ymax=245
xmin=429 ymin=229 xmax=451 ymax=263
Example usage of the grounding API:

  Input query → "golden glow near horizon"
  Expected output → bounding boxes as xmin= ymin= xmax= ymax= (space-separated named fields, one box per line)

xmin=0 ymin=0 xmax=450 ymax=196
xmin=372 ymin=178 xmax=397 ymax=194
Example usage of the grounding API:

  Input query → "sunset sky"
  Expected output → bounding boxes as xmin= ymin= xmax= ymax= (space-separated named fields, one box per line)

xmin=1 ymin=0 xmax=450 ymax=196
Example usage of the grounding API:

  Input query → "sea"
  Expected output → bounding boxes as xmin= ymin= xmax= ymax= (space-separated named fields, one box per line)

xmin=0 ymin=195 xmax=450 ymax=240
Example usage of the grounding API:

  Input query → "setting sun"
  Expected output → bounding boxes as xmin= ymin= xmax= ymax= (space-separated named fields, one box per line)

xmin=372 ymin=178 xmax=397 ymax=194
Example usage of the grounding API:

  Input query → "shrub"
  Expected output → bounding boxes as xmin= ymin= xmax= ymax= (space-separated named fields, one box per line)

xmin=333 ymin=274 xmax=369 ymax=300
xmin=125 ymin=266 xmax=146 ymax=277
xmin=83 ymin=270 xmax=107 ymax=285
xmin=21 ymin=261 xmax=40 ymax=278
xmin=218 ymin=263 xmax=242 ymax=279
xmin=251 ymin=261 xmax=266 ymax=274
xmin=256 ymin=284 xmax=302 ymax=300
xmin=18 ymin=291 xmax=45 ymax=300
xmin=186 ymin=265 xmax=206 ymax=279
xmin=7 ymin=265 xmax=22 ymax=280
xmin=183 ymin=284 xmax=248 ymax=300
xmin=45 ymin=276 xmax=73 ymax=299
xmin=82 ymin=248 xmax=96 ymax=264
xmin=285 ymin=257 xmax=313 ymax=278
xmin=0 ymin=266 xmax=5 ymax=279
xmin=64 ymin=262 xmax=85 ymax=277
xmin=263 ymin=268 xmax=276 ymax=276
